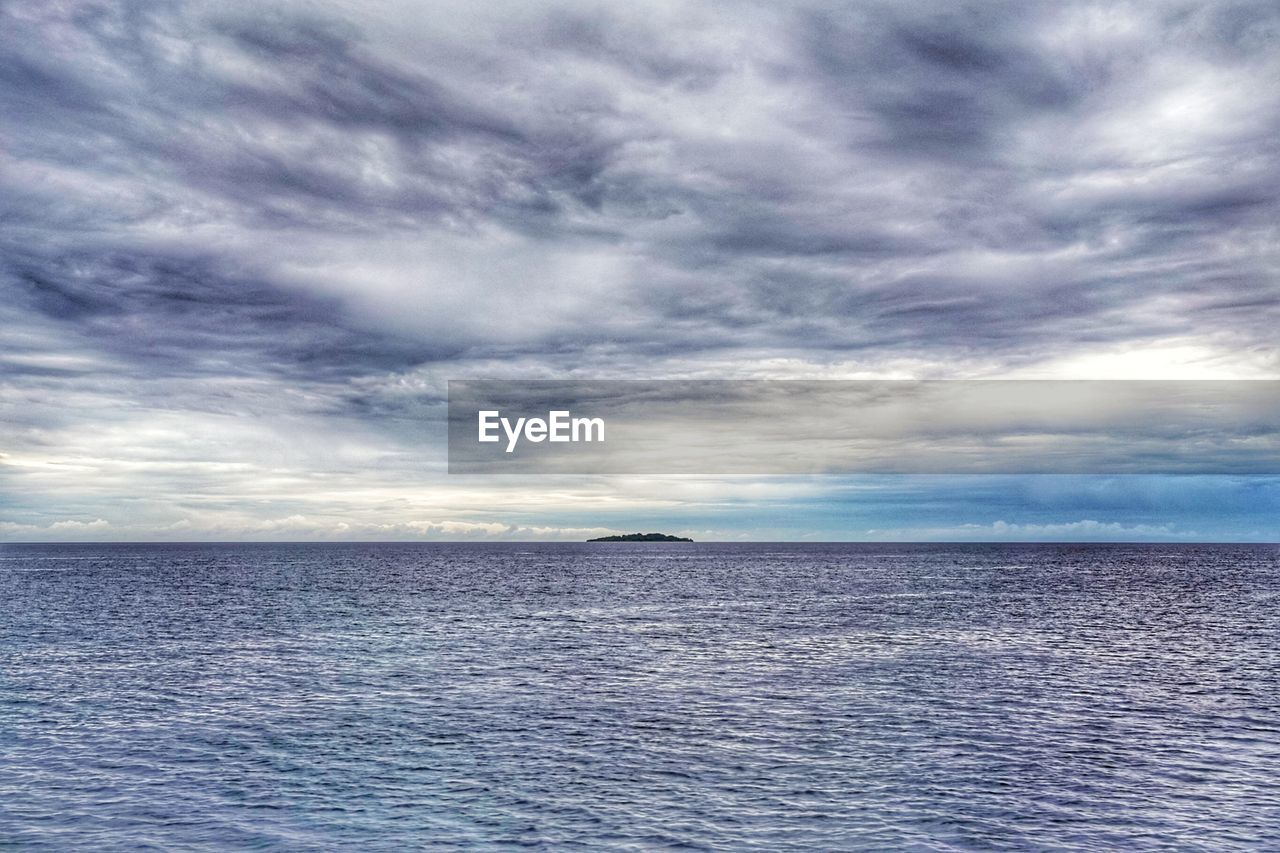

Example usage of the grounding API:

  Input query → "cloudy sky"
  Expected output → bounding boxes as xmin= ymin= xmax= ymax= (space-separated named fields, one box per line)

xmin=2 ymin=0 xmax=1278 ymax=541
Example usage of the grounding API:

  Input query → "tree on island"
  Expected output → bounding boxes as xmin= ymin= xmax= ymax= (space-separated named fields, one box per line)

xmin=587 ymin=532 xmax=694 ymax=542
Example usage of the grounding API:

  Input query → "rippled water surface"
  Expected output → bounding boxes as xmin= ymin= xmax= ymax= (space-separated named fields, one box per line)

xmin=2 ymin=543 xmax=1279 ymax=849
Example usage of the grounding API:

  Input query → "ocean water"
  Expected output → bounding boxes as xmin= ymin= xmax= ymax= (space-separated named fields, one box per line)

xmin=2 ymin=543 xmax=1278 ymax=850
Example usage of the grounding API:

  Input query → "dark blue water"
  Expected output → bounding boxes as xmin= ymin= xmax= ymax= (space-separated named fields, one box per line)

xmin=2 ymin=543 xmax=1278 ymax=850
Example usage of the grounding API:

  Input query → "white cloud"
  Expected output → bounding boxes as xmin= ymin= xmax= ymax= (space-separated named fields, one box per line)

xmin=47 ymin=518 xmax=110 ymax=530
xmin=865 ymin=518 xmax=1194 ymax=542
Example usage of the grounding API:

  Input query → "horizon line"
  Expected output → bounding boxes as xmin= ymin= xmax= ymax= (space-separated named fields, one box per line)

xmin=2 ymin=539 xmax=1277 ymax=546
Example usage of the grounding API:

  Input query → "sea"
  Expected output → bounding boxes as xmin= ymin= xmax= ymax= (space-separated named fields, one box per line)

xmin=2 ymin=542 xmax=1278 ymax=850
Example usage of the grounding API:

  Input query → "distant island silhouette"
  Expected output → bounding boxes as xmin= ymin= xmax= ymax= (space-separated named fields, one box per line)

xmin=587 ymin=533 xmax=694 ymax=542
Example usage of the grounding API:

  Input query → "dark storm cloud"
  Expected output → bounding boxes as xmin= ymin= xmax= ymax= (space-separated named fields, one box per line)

xmin=805 ymin=2 xmax=1082 ymax=161
xmin=4 ymin=0 xmax=1277 ymax=372
xmin=1 ymin=247 xmax=440 ymax=381
xmin=1 ymin=3 xmax=572 ymax=233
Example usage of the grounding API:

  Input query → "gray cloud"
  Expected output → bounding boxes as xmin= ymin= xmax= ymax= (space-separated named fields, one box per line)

xmin=5 ymin=0 xmax=1278 ymax=360
xmin=1 ymin=0 xmax=1278 ymax=536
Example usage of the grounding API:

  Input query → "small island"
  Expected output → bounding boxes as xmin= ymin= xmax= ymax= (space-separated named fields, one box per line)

xmin=587 ymin=532 xmax=694 ymax=542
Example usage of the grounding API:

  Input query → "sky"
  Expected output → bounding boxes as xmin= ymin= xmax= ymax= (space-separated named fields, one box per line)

xmin=1 ymin=0 xmax=1278 ymax=541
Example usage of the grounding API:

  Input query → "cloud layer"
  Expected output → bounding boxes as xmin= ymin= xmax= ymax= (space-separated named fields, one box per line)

xmin=2 ymin=0 xmax=1278 ymax=538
